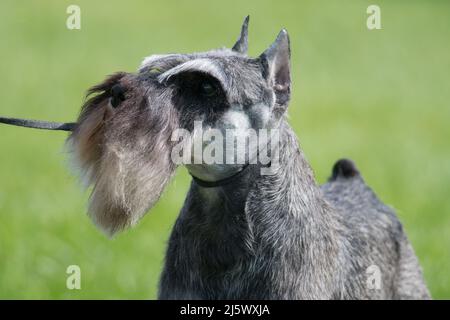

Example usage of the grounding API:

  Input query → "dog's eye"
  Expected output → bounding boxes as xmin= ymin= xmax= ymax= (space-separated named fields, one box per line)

xmin=199 ymin=81 xmax=217 ymax=97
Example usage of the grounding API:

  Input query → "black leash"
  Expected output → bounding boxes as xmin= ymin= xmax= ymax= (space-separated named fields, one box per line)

xmin=0 ymin=116 xmax=75 ymax=131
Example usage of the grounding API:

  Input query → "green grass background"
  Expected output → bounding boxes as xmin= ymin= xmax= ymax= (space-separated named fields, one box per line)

xmin=0 ymin=0 xmax=449 ymax=299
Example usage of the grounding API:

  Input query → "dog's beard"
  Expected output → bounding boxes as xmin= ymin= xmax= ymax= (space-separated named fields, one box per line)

xmin=87 ymin=140 xmax=175 ymax=236
xmin=66 ymin=78 xmax=177 ymax=236
xmin=67 ymin=122 xmax=176 ymax=236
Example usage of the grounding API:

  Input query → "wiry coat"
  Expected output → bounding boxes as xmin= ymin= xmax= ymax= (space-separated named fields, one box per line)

xmin=159 ymin=121 xmax=430 ymax=299
xmin=66 ymin=17 xmax=430 ymax=299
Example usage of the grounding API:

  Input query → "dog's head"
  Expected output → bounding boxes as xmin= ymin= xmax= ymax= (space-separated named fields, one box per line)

xmin=140 ymin=17 xmax=291 ymax=181
xmin=68 ymin=17 xmax=292 ymax=235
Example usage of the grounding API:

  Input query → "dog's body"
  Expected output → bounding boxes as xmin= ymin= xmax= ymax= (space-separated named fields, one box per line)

xmin=61 ymin=17 xmax=430 ymax=299
xmin=159 ymin=121 xmax=430 ymax=299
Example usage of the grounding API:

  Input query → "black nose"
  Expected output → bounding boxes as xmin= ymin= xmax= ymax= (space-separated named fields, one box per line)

xmin=111 ymin=84 xmax=126 ymax=108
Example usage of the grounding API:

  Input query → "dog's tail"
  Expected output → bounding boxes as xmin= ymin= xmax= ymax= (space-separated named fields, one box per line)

xmin=329 ymin=158 xmax=360 ymax=181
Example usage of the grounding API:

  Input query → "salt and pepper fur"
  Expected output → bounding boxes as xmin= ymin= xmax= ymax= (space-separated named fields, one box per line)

xmin=67 ymin=17 xmax=430 ymax=298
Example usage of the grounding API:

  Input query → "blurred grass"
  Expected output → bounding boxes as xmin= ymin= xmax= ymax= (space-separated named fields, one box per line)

xmin=0 ymin=0 xmax=449 ymax=299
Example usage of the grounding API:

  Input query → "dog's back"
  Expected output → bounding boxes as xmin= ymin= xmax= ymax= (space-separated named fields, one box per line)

xmin=321 ymin=159 xmax=430 ymax=299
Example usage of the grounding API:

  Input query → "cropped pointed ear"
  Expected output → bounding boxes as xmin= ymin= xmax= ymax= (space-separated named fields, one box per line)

xmin=232 ymin=15 xmax=249 ymax=54
xmin=259 ymin=29 xmax=291 ymax=107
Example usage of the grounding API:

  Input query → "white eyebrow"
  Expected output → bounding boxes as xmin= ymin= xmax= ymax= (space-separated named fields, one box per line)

xmin=139 ymin=54 xmax=178 ymax=71
xmin=157 ymin=58 xmax=230 ymax=91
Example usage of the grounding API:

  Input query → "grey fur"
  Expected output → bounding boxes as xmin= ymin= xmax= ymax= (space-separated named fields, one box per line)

xmin=68 ymin=19 xmax=430 ymax=299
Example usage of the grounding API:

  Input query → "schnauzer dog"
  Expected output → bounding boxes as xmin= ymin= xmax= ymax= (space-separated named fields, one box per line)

xmin=0 ymin=17 xmax=430 ymax=299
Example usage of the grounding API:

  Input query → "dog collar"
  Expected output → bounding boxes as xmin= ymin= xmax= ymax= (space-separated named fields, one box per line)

xmin=190 ymin=164 xmax=250 ymax=188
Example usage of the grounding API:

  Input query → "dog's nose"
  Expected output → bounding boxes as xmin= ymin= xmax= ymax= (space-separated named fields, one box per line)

xmin=110 ymin=84 xmax=126 ymax=108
